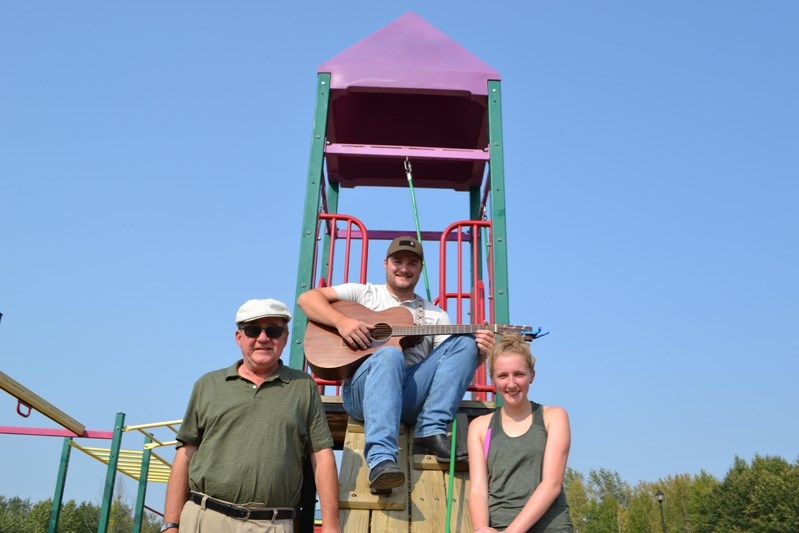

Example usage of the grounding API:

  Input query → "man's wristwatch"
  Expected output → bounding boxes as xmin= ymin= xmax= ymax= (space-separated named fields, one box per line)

xmin=160 ymin=522 xmax=179 ymax=533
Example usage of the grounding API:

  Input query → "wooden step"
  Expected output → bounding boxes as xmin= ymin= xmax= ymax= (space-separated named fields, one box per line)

xmin=339 ymin=414 xmax=473 ymax=533
xmin=339 ymin=420 xmax=407 ymax=511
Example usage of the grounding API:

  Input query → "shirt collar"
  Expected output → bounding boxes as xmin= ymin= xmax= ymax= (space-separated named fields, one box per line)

xmin=225 ymin=360 xmax=291 ymax=384
xmin=383 ymin=284 xmax=419 ymax=304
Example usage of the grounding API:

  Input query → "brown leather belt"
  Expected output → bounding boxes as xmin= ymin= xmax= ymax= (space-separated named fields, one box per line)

xmin=189 ymin=492 xmax=295 ymax=521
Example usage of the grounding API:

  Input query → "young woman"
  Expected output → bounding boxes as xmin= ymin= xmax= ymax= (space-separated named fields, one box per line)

xmin=468 ymin=334 xmax=573 ymax=533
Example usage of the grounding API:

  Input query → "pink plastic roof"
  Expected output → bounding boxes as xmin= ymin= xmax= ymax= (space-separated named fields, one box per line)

xmin=318 ymin=12 xmax=500 ymax=95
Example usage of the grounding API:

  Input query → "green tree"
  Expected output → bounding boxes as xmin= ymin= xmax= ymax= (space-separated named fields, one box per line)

xmin=0 ymin=492 xmax=161 ymax=533
xmin=55 ymin=500 xmax=91 ymax=533
xmin=701 ymin=454 xmax=799 ymax=533
xmin=0 ymin=496 xmax=31 ymax=533
xmin=630 ymin=473 xmax=721 ymax=533
xmin=624 ymin=483 xmax=657 ymax=533
xmin=683 ymin=469 xmax=719 ymax=532
xmin=586 ymin=468 xmax=630 ymax=533
xmin=23 ymin=499 xmax=51 ymax=533
xmin=108 ymin=492 xmax=134 ymax=533
xmin=563 ymin=468 xmax=638 ymax=533
xmin=564 ymin=468 xmax=591 ymax=530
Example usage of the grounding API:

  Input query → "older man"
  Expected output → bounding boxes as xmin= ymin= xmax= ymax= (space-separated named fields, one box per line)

xmin=163 ymin=298 xmax=340 ymax=533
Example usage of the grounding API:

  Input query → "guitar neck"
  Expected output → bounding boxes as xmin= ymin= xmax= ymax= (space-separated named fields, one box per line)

xmin=389 ymin=324 xmax=496 ymax=337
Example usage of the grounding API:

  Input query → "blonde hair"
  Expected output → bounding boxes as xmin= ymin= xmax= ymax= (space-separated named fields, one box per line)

xmin=488 ymin=333 xmax=536 ymax=378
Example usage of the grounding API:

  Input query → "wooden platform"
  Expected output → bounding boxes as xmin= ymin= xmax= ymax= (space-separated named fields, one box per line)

xmin=324 ymin=397 xmax=495 ymax=533
xmin=321 ymin=395 xmax=495 ymax=449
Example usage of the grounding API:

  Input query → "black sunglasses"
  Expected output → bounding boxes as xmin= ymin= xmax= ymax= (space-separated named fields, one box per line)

xmin=239 ymin=325 xmax=285 ymax=339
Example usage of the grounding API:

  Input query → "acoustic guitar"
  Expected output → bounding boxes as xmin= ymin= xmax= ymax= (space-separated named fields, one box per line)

xmin=303 ymin=300 xmax=540 ymax=380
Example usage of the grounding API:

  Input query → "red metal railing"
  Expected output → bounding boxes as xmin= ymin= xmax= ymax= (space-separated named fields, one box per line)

xmin=438 ymin=220 xmax=494 ymax=401
xmin=306 ymin=215 xmax=495 ymax=401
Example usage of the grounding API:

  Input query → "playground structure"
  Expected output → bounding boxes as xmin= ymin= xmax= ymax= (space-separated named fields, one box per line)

xmin=1 ymin=12 xmax=535 ymax=533
xmin=286 ymin=12 xmax=535 ymax=533
xmin=0 ymin=371 xmax=179 ymax=532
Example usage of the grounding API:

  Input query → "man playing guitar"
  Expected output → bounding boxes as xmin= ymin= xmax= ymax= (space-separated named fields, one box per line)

xmin=298 ymin=236 xmax=495 ymax=492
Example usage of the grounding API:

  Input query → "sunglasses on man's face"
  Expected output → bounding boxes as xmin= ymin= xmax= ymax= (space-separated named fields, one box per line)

xmin=239 ymin=325 xmax=285 ymax=339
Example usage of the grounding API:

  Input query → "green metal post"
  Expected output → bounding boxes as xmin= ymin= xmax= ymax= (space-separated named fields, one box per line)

xmin=487 ymin=80 xmax=511 ymax=326
xmin=132 ymin=435 xmax=153 ymax=533
xmin=469 ymin=187 xmax=481 ymax=222
xmin=469 ymin=186 xmax=485 ymax=321
xmin=327 ymin=181 xmax=340 ymax=213
xmin=319 ymin=180 xmax=340 ymax=283
xmin=290 ymin=72 xmax=331 ymax=371
xmin=48 ymin=437 xmax=73 ymax=533
xmin=444 ymin=417 xmax=458 ymax=533
xmin=98 ymin=412 xmax=125 ymax=533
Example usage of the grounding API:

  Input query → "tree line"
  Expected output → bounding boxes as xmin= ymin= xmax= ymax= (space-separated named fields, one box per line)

xmin=565 ymin=454 xmax=799 ymax=532
xmin=2 ymin=454 xmax=797 ymax=532
xmin=0 ymin=492 xmax=161 ymax=533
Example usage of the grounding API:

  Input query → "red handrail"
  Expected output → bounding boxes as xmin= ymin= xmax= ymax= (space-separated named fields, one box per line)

xmin=438 ymin=220 xmax=494 ymax=400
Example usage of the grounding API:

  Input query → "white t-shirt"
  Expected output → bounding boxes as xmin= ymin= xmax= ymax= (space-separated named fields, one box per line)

xmin=333 ymin=283 xmax=451 ymax=366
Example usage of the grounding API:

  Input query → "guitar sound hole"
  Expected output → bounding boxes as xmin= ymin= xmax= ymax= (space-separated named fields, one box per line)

xmin=371 ymin=323 xmax=392 ymax=341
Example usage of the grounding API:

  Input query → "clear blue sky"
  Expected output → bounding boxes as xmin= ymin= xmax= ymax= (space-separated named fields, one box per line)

xmin=1 ymin=1 xmax=797 ymax=512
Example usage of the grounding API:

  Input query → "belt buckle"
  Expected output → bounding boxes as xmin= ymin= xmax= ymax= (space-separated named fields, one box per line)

xmin=237 ymin=506 xmax=250 ymax=521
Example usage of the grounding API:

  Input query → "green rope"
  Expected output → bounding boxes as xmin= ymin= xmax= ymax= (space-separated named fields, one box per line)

xmin=405 ymin=158 xmax=456 ymax=530
xmin=404 ymin=158 xmax=432 ymax=301
xmin=444 ymin=418 xmax=458 ymax=533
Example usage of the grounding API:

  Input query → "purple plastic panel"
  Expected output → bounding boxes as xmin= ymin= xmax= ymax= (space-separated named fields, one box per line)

xmin=318 ymin=12 xmax=500 ymax=190
xmin=319 ymin=11 xmax=500 ymax=94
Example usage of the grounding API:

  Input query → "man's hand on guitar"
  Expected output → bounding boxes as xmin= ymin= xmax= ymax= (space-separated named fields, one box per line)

xmin=335 ymin=316 xmax=375 ymax=350
xmin=474 ymin=326 xmax=496 ymax=361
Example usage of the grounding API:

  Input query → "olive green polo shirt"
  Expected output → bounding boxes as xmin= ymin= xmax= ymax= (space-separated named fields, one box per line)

xmin=176 ymin=360 xmax=333 ymax=507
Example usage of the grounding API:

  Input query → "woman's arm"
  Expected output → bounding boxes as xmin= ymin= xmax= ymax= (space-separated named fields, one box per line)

xmin=468 ymin=414 xmax=493 ymax=530
xmin=504 ymin=406 xmax=571 ymax=533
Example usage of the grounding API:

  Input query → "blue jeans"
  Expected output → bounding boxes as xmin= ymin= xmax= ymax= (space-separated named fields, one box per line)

xmin=342 ymin=335 xmax=479 ymax=469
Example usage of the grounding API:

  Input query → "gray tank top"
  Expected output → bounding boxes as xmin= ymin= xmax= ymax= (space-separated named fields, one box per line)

xmin=487 ymin=402 xmax=573 ymax=532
